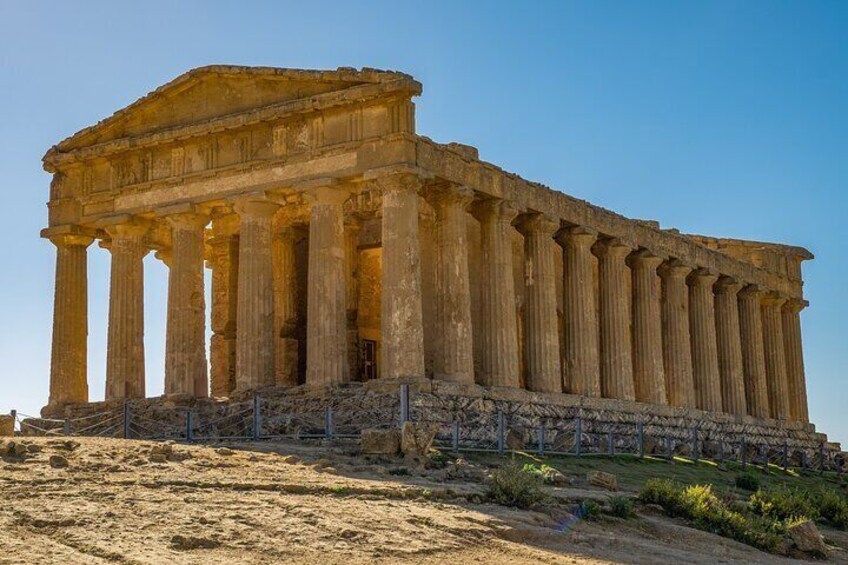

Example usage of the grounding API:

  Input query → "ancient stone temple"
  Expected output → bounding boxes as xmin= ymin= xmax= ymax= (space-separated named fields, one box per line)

xmin=41 ymin=66 xmax=815 ymax=434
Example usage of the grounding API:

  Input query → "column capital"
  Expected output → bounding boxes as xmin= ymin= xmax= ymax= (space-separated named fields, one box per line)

xmin=687 ymin=268 xmax=719 ymax=287
xmin=592 ymin=237 xmax=634 ymax=260
xmin=626 ymin=248 xmax=664 ymax=270
xmin=714 ymin=275 xmax=743 ymax=295
xmin=555 ymin=225 xmax=597 ymax=248
xmin=470 ymin=198 xmax=519 ymax=224
xmin=783 ymin=298 xmax=809 ymax=314
xmin=658 ymin=258 xmax=693 ymax=280
xmin=424 ymin=183 xmax=474 ymax=210
xmin=211 ymin=213 xmax=241 ymax=239
xmin=738 ymin=283 xmax=764 ymax=300
xmin=41 ymin=225 xmax=97 ymax=248
xmin=302 ymin=185 xmax=351 ymax=207
xmin=233 ymin=197 xmax=281 ymax=218
xmin=366 ymin=171 xmax=425 ymax=195
xmin=761 ymin=292 xmax=788 ymax=308
xmin=518 ymin=213 xmax=559 ymax=236
xmin=101 ymin=216 xmax=151 ymax=240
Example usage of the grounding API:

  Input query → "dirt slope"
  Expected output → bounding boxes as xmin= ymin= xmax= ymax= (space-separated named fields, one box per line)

xmin=0 ymin=437 xmax=837 ymax=564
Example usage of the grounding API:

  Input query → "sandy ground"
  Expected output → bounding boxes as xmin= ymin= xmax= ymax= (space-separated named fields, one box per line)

xmin=0 ymin=437 xmax=842 ymax=564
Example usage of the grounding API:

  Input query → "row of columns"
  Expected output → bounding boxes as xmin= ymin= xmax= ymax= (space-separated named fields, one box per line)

xmin=45 ymin=177 xmax=810 ymax=425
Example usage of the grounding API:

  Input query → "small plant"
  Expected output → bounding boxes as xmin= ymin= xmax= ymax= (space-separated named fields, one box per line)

xmin=817 ymin=488 xmax=848 ymax=529
xmin=487 ymin=459 xmax=547 ymax=509
xmin=521 ymin=463 xmax=564 ymax=485
xmin=749 ymin=487 xmax=817 ymax=522
xmin=735 ymin=471 xmax=761 ymax=492
xmin=576 ymin=499 xmax=601 ymax=520
xmin=607 ymin=495 xmax=634 ymax=519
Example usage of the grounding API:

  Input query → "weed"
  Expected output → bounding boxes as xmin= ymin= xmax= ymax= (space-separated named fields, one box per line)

xmin=607 ymin=495 xmax=634 ymax=518
xmin=576 ymin=499 xmax=601 ymax=520
xmin=735 ymin=471 xmax=761 ymax=491
xmin=487 ymin=459 xmax=547 ymax=509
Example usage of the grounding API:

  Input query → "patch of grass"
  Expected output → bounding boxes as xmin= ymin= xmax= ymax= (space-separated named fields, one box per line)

xmin=607 ymin=495 xmax=634 ymax=519
xmin=521 ymin=463 xmax=562 ymax=485
xmin=487 ymin=459 xmax=547 ymax=509
xmin=640 ymin=479 xmax=785 ymax=554
xmin=750 ymin=486 xmax=848 ymax=530
xmin=818 ymin=488 xmax=848 ymax=529
xmin=735 ymin=471 xmax=761 ymax=492
xmin=575 ymin=499 xmax=601 ymax=520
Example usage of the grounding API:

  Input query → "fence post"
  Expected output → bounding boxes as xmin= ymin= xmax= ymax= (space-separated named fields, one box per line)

xmin=451 ymin=421 xmax=460 ymax=453
xmin=184 ymin=411 xmax=192 ymax=442
xmin=666 ymin=436 xmax=672 ymax=460
xmin=575 ymin=417 xmax=582 ymax=457
xmin=741 ymin=437 xmax=747 ymax=468
xmin=607 ymin=430 xmax=614 ymax=457
xmin=252 ymin=394 xmax=261 ymax=441
xmin=537 ymin=425 xmax=545 ymax=456
xmin=63 ymin=418 xmax=71 ymax=436
xmin=324 ymin=406 xmax=334 ymax=440
xmin=496 ymin=411 xmax=505 ymax=456
xmin=637 ymin=422 xmax=645 ymax=459
xmin=691 ymin=428 xmax=699 ymax=462
xmin=399 ymin=384 xmax=410 ymax=425
xmin=122 ymin=401 xmax=130 ymax=439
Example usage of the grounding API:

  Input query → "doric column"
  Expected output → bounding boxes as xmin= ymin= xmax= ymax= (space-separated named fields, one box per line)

xmin=659 ymin=260 xmax=695 ymax=408
xmin=629 ymin=249 xmax=665 ymax=405
xmin=104 ymin=219 xmax=149 ymax=400
xmin=209 ymin=212 xmax=239 ymax=397
xmin=520 ymin=213 xmax=562 ymax=393
xmin=594 ymin=238 xmax=634 ymax=401
xmin=46 ymin=230 xmax=94 ymax=409
xmin=426 ymin=184 xmax=475 ymax=384
xmin=761 ymin=293 xmax=790 ymax=420
xmin=688 ymin=269 xmax=722 ymax=412
xmin=782 ymin=299 xmax=809 ymax=423
xmin=713 ymin=277 xmax=747 ymax=415
xmin=305 ymin=187 xmax=349 ymax=386
xmin=233 ymin=199 xmax=279 ymax=391
xmin=738 ymin=285 xmax=769 ymax=418
xmin=273 ymin=222 xmax=300 ymax=387
xmin=377 ymin=173 xmax=426 ymax=379
xmin=558 ymin=226 xmax=600 ymax=397
xmin=474 ymin=199 xmax=520 ymax=388
xmin=344 ymin=219 xmax=362 ymax=382
xmin=163 ymin=210 xmax=209 ymax=398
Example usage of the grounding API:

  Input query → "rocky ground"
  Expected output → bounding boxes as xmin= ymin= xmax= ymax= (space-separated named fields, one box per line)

xmin=0 ymin=436 xmax=845 ymax=564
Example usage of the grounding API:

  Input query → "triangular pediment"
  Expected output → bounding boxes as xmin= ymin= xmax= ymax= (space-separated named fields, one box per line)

xmin=52 ymin=65 xmax=414 ymax=152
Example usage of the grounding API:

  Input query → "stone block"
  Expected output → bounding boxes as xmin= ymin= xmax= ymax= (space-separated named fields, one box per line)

xmin=787 ymin=520 xmax=827 ymax=557
xmin=400 ymin=421 xmax=437 ymax=458
xmin=361 ymin=428 xmax=400 ymax=455
xmin=587 ymin=470 xmax=617 ymax=491
xmin=0 ymin=415 xmax=13 ymax=437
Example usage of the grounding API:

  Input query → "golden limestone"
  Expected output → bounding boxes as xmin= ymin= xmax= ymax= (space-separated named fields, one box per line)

xmin=41 ymin=66 xmax=814 ymax=428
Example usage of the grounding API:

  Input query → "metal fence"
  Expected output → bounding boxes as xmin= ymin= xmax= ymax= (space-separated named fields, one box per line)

xmin=8 ymin=384 xmax=843 ymax=474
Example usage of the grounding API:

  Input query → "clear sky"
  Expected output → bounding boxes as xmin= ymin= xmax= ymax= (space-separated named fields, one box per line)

xmin=0 ymin=1 xmax=845 ymax=445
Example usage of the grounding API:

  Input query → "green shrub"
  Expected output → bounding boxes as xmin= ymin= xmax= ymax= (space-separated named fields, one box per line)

xmin=521 ymin=463 xmax=563 ymax=485
xmin=639 ymin=480 xmax=784 ymax=553
xmin=816 ymin=488 xmax=848 ymax=530
xmin=735 ymin=472 xmax=761 ymax=491
xmin=608 ymin=495 xmax=634 ymax=518
xmin=488 ymin=460 xmax=547 ymax=509
xmin=749 ymin=487 xmax=818 ymax=522
xmin=576 ymin=499 xmax=601 ymax=520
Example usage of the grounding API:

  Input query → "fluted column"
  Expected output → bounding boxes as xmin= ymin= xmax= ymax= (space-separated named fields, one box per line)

xmin=520 ymin=214 xmax=562 ymax=393
xmin=688 ymin=269 xmax=722 ymax=412
xmin=474 ymin=199 xmax=520 ymax=388
xmin=659 ymin=260 xmax=695 ymax=408
xmin=306 ymin=187 xmax=348 ymax=386
xmin=104 ymin=220 xmax=149 ymax=400
xmin=714 ymin=277 xmax=747 ymax=415
xmin=273 ymin=223 xmax=300 ymax=387
xmin=46 ymin=231 xmax=94 ymax=409
xmin=594 ymin=238 xmax=634 ymax=401
xmin=234 ymin=199 xmax=279 ymax=391
xmin=164 ymin=211 xmax=209 ymax=398
xmin=377 ymin=174 xmax=426 ymax=379
xmin=782 ymin=299 xmax=809 ymax=423
xmin=738 ymin=285 xmax=769 ymax=418
xmin=427 ymin=184 xmax=475 ymax=384
xmin=209 ymin=213 xmax=239 ymax=397
xmin=558 ymin=227 xmax=600 ymax=397
xmin=344 ymin=219 xmax=362 ymax=382
xmin=762 ymin=293 xmax=790 ymax=420
xmin=629 ymin=250 xmax=665 ymax=405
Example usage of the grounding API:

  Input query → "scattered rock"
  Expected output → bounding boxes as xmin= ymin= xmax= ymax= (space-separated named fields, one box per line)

xmin=361 ymin=428 xmax=400 ymax=455
xmin=541 ymin=466 xmax=571 ymax=486
xmin=787 ymin=520 xmax=827 ymax=557
xmin=400 ymin=422 xmax=438 ymax=461
xmin=49 ymin=454 xmax=69 ymax=469
xmin=12 ymin=443 xmax=28 ymax=458
xmin=282 ymin=455 xmax=301 ymax=465
xmin=26 ymin=444 xmax=43 ymax=454
xmin=587 ymin=470 xmax=617 ymax=491
xmin=170 ymin=534 xmax=221 ymax=551
xmin=215 ymin=447 xmax=234 ymax=457
xmin=149 ymin=452 xmax=167 ymax=464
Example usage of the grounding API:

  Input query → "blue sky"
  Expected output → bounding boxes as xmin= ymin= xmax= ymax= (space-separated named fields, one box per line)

xmin=0 ymin=1 xmax=845 ymax=444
